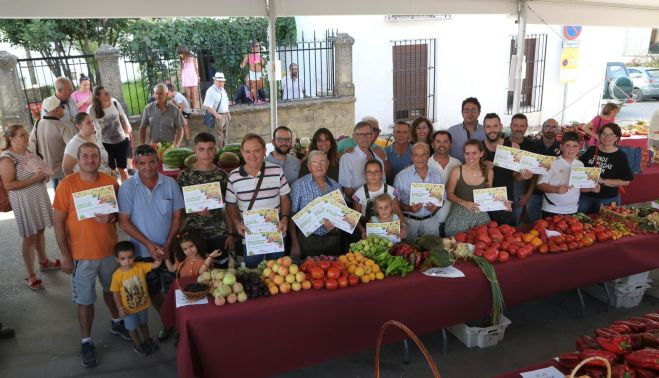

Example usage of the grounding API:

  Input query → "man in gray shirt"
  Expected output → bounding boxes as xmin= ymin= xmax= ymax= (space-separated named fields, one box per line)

xmin=448 ymin=97 xmax=486 ymax=163
xmin=265 ymin=126 xmax=300 ymax=185
xmin=139 ymin=83 xmax=184 ymax=146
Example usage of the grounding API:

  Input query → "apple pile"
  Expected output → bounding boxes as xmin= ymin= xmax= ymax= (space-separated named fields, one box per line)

xmin=300 ymin=256 xmax=361 ymax=289
xmin=261 ymin=256 xmax=312 ymax=295
xmin=198 ymin=269 xmax=248 ymax=306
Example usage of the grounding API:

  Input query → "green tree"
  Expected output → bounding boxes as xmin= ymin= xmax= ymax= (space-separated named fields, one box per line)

xmin=0 ymin=19 xmax=131 ymax=81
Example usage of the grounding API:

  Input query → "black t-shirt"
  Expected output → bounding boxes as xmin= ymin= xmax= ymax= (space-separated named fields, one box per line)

xmin=532 ymin=138 xmax=562 ymax=157
xmin=484 ymin=138 xmax=514 ymax=201
xmin=579 ymin=146 xmax=633 ymax=199
xmin=518 ymin=137 xmax=536 ymax=153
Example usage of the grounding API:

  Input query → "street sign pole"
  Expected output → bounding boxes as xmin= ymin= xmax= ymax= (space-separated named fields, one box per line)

xmin=512 ymin=0 xmax=527 ymax=115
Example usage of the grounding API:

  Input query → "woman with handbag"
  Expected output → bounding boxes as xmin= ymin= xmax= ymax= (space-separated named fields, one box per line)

xmin=583 ymin=103 xmax=619 ymax=146
xmin=0 ymin=124 xmax=60 ymax=290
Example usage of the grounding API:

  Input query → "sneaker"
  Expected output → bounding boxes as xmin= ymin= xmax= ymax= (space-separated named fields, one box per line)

xmin=145 ymin=338 xmax=159 ymax=353
xmin=157 ymin=327 xmax=172 ymax=342
xmin=109 ymin=320 xmax=131 ymax=341
xmin=133 ymin=343 xmax=150 ymax=357
xmin=80 ymin=341 xmax=97 ymax=368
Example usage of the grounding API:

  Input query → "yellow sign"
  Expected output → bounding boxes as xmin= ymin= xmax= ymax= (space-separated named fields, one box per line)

xmin=559 ymin=41 xmax=580 ymax=83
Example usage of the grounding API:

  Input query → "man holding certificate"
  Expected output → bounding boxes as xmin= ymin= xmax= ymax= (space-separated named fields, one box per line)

xmin=394 ymin=143 xmax=444 ymax=240
xmin=289 ymin=150 xmax=343 ymax=258
xmin=53 ymin=142 xmax=127 ymax=367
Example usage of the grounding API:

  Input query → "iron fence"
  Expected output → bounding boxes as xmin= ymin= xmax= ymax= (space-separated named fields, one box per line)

xmin=16 ymin=54 xmax=98 ymax=125
xmin=391 ymin=38 xmax=437 ymax=123
xmin=120 ymin=30 xmax=337 ymax=116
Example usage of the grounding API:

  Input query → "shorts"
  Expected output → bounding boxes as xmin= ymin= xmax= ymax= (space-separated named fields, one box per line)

xmin=123 ymin=309 xmax=149 ymax=331
xmin=72 ymin=255 xmax=118 ymax=305
xmin=135 ymin=257 xmax=175 ymax=297
xmin=181 ymin=111 xmax=191 ymax=120
xmin=249 ymin=70 xmax=262 ymax=81
xmin=103 ymin=138 xmax=130 ymax=170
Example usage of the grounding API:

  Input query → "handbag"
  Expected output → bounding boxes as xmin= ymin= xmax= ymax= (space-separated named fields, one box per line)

xmin=204 ymin=88 xmax=223 ymax=129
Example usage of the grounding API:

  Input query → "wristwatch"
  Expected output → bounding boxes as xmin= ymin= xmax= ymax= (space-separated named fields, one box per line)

xmin=280 ymin=214 xmax=290 ymax=220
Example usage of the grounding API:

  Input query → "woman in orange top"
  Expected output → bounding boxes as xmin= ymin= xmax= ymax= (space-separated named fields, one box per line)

xmin=165 ymin=229 xmax=221 ymax=278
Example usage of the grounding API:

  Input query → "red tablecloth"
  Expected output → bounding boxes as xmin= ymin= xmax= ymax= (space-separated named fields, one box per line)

xmin=621 ymin=165 xmax=659 ymax=205
xmin=619 ymin=135 xmax=649 ymax=150
xmin=162 ymin=234 xmax=659 ymax=378
xmin=494 ymin=359 xmax=566 ymax=378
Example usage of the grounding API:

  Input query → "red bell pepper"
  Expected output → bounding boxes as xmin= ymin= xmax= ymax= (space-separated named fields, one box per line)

xmin=609 ymin=324 xmax=633 ymax=334
xmin=597 ymin=335 xmax=633 ymax=354
xmin=596 ymin=328 xmax=622 ymax=337
xmin=614 ymin=321 xmax=646 ymax=333
xmin=611 ymin=364 xmax=636 ymax=378
xmin=641 ymin=333 xmax=659 ymax=348
xmin=558 ymin=352 xmax=581 ymax=369
xmin=577 ymin=335 xmax=600 ymax=352
xmin=633 ymin=368 xmax=655 ymax=378
xmin=580 ymin=349 xmax=618 ymax=367
xmin=624 ymin=349 xmax=659 ymax=370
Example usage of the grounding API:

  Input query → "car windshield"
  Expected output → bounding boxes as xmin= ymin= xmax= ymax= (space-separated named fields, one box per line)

xmin=646 ymin=69 xmax=659 ymax=78
xmin=607 ymin=65 xmax=627 ymax=79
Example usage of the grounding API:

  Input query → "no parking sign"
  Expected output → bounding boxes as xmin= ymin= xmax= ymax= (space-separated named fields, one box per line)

xmin=563 ymin=25 xmax=582 ymax=41
xmin=560 ymin=26 xmax=582 ymax=83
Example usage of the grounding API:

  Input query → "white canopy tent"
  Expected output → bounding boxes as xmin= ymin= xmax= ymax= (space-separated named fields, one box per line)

xmin=1 ymin=0 xmax=658 ymax=131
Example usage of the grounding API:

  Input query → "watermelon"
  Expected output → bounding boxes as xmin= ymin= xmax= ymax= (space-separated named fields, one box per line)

xmin=163 ymin=148 xmax=194 ymax=169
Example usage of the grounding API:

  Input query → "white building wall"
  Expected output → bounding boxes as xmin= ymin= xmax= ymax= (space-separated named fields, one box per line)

xmin=295 ymin=15 xmax=651 ymax=132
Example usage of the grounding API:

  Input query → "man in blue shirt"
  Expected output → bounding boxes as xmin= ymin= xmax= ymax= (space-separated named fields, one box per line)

xmin=384 ymin=120 xmax=413 ymax=185
xmin=394 ymin=143 xmax=444 ymax=240
xmin=118 ymin=144 xmax=184 ymax=341
xmin=448 ymin=97 xmax=486 ymax=163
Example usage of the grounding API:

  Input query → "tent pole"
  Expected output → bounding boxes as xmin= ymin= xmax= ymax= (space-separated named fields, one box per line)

xmin=267 ymin=0 xmax=278 ymax=136
xmin=512 ymin=0 xmax=527 ymax=115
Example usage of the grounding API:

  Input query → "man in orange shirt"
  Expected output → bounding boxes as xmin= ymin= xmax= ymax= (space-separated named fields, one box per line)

xmin=53 ymin=142 xmax=128 ymax=368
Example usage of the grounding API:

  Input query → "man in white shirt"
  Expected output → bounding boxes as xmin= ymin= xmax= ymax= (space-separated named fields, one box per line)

xmin=203 ymin=72 xmax=231 ymax=147
xmin=339 ymin=121 xmax=386 ymax=197
xmin=280 ymin=63 xmax=305 ymax=101
xmin=42 ymin=77 xmax=78 ymax=134
xmin=427 ymin=130 xmax=461 ymax=236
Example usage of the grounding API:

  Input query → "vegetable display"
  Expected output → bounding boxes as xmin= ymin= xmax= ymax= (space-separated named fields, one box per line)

xmin=350 ymin=236 xmax=414 ymax=277
xmin=162 ymin=147 xmax=194 ymax=169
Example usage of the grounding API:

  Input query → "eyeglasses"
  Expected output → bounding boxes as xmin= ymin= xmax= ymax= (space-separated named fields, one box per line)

xmin=463 ymin=109 xmax=479 ymax=114
xmin=274 ymin=137 xmax=292 ymax=143
xmin=372 ymin=128 xmax=381 ymax=134
xmin=310 ymin=160 xmax=330 ymax=167
xmin=601 ymin=132 xmax=617 ymax=138
xmin=354 ymin=132 xmax=373 ymax=138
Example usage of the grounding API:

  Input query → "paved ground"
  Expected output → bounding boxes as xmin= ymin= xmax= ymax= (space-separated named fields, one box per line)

xmin=0 ymin=190 xmax=657 ymax=377
xmin=617 ymin=99 xmax=659 ymax=122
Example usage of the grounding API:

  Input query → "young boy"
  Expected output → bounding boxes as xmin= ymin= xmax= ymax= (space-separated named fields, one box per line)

xmin=536 ymin=131 xmax=600 ymax=217
xmin=110 ymin=241 xmax=162 ymax=356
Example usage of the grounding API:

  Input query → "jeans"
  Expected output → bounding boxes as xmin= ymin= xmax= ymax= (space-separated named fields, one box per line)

xmin=525 ymin=194 xmax=543 ymax=224
xmin=577 ymin=194 xmax=621 ymax=214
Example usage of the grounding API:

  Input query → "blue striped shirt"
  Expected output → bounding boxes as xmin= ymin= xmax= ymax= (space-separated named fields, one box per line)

xmin=290 ymin=174 xmax=342 ymax=236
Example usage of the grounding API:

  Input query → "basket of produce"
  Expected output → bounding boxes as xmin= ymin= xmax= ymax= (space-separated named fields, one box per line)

xmin=374 ymin=320 xmax=441 ymax=378
xmin=177 ymin=261 xmax=211 ymax=301
xmin=565 ymin=356 xmax=611 ymax=378
xmin=599 ymin=203 xmax=637 ymax=222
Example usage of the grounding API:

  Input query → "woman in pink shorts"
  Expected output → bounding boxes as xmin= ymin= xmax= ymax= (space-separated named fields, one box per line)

xmin=177 ymin=45 xmax=200 ymax=109
xmin=240 ymin=41 xmax=265 ymax=105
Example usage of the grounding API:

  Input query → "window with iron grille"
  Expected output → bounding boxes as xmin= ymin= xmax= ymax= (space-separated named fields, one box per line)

xmin=506 ymin=34 xmax=547 ymax=114
xmin=392 ymin=39 xmax=436 ymax=122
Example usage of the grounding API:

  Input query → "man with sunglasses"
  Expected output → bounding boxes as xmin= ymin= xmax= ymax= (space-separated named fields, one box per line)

xmin=265 ymin=126 xmax=301 ymax=185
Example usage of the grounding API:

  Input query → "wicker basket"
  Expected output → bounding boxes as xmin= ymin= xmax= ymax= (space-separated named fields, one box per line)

xmin=374 ymin=320 xmax=441 ymax=378
xmin=565 ymin=356 xmax=611 ymax=378
xmin=177 ymin=260 xmax=211 ymax=301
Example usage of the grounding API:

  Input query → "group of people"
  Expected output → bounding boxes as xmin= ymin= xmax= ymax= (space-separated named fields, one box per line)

xmin=0 ymin=89 xmax=635 ymax=367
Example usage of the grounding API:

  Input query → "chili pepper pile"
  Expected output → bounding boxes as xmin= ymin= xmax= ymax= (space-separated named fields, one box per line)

xmin=559 ymin=311 xmax=659 ymax=377
xmin=390 ymin=243 xmax=428 ymax=271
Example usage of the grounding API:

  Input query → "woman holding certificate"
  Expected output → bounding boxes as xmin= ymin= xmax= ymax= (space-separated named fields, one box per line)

xmin=578 ymin=123 xmax=633 ymax=214
xmin=177 ymin=132 xmax=233 ymax=267
xmin=444 ymin=139 xmax=493 ymax=236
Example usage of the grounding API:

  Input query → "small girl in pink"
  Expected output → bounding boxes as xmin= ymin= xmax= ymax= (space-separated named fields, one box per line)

xmin=71 ymin=74 xmax=93 ymax=112
xmin=177 ymin=45 xmax=200 ymax=109
xmin=584 ymin=103 xmax=619 ymax=146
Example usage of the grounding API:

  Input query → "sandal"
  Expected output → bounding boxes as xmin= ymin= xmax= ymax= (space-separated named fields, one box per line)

xmin=39 ymin=259 xmax=61 ymax=271
xmin=25 ymin=275 xmax=44 ymax=290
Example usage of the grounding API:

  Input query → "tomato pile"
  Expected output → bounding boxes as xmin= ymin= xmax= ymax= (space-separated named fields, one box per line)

xmin=299 ymin=255 xmax=381 ymax=290
xmin=558 ymin=312 xmax=659 ymax=377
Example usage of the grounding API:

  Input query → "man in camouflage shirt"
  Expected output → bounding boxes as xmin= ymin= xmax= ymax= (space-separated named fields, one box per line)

xmin=176 ymin=132 xmax=235 ymax=266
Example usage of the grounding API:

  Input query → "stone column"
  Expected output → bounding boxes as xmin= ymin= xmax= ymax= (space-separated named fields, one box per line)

xmin=95 ymin=44 xmax=128 ymax=112
xmin=0 ymin=51 xmax=31 ymax=128
xmin=334 ymin=33 xmax=355 ymax=97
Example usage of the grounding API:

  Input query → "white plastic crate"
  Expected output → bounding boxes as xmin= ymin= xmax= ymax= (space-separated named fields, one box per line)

xmin=583 ymin=282 xmax=651 ymax=308
xmin=647 ymin=282 xmax=659 ymax=299
xmin=447 ymin=315 xmax=511 ymax=348
xmin=612 ymin=271 xmax=651 ymax=286
xmin=650 ymin=269 xmax=659 ymax=282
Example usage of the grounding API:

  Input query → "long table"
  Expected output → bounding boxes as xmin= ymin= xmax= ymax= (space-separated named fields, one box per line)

xmin=161 ymin=234 xmax=659 ymax=378
xmin=622 ymin=165 xmax=659 ymax=205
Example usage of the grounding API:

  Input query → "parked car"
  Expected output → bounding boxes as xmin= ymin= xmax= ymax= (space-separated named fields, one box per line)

xmin=628 ymin=66 xmax=659 ymax=101
xmin=602 ymin=62 xmax=634 ymax=105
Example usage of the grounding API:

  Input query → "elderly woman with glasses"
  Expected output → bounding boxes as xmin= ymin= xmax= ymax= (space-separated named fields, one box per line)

xmin=577 ymin=123 xmax=633 ymax=214
xmin=289 ymin=150 xmax=344 ymax=258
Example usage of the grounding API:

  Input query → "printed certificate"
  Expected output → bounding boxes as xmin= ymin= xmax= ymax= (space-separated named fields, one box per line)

xmin=245 ymin=231 xmax=284 ymax=256
xmin=321 ymin=189 xmax=347 ymax=207
xmin=366 ymin=221 xmax=401 ymax=243
xmin=520 ymin=151 xmax=556 ymax=175
xmin=72 ymin=185 xmax=118 ymax=221
xmin=242 ymin=209 xmax=279 ymax=233
xmin=410 ymin=183 xmax=445 ymax=207
xmin=320 ymin=199 xmax=361 ymax=234
xmin=182 ymin=182 xmax=224 ymax=213
xmin=473 ymin=186 xmax=508 ymax=212
xmin=292 ymin=197 xmax=326 ymax=237
xmin=493 ymin=144 xmax=522 ymax=172
xmin=569 ymin=167 xmax=600 ymax=189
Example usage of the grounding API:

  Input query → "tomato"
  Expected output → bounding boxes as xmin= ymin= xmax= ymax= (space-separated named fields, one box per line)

xmin=488 ymin=229 xmax=504 ymax=242
xmin=498 ymin=251 xmax=510 ymax=263
xmin=454 ymin=232 xmax=467 ymax=243
xmin=568 ymin=242 xmax=578 ymax=251
xmin=318 ymin=261 xmax=331 ymax=271
xmin=484 ymin=248 xmax=499 ymax=263
xmin=552 ymin=215 xmax=562 ymax=223
xmin=565 ymin=235 xmax=575 ymax=243
xmin=556 ymin=221 xmax=569 ymax=233
xmin=326 ymin=268 xmax=340 ymax=280
xmin=325 ymin=279 xmax=338 ymax=290
xmin=474 ymin=249 xmax=484 ymax=257
xmin=488 ymin=221 xmax=498 ymax=228
xmin=474 ymin=225 xmax=488 ymax=235
xmin=517 ymin=250 xmax=529 ymax=259
xmin=500 ymin=241 xmax=510 ymax=251
xmin=549 ymin=243 xmax=560 ymax=254
xmin=559 ymin=243 xmax=568 ymax=252
xmin=536 ymin=220 xmax=549 ymax=229
xmin=331 ymin=262 xmax=345 ymax=271
xmin=553 ymin=235 xmax=565 ymax=245
xmin=337 ymin=276 xmax=348 ymax=288
xmin=475 ymin=242 xmax=487 ymax=251
xmin=582 ymin=237 xmax=594 ymax=247
xmin=348 ymin=274 xmax=359 ymax=286
xmin=573 ymin=232 xmax=583 ymax=241
xmin=596 ymin=232 xmax=609 ymax=242
xmin=312 ymin=279 xmax=324 ymax=289
xmin=577 ymin=241 xmax=584 ymax=249
xmin=569 ymin=223 xmax=583 ymax=234
xmin=310 ymin=267 xmax=325 ymax=279
xmin=508 ymin=245 xmax=518 ymax=256
xmin=538 ymin=244 xmax=548 ymax=254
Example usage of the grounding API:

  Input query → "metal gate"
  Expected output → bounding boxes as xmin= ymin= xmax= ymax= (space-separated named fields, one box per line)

xmin=392 ymin=39 xmax=436 ymax=122
xmin=16 ymin=54 xmax=98 ymax=125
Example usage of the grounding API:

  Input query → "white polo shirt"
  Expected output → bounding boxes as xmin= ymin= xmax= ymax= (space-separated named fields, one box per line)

xmin=428 ymin=155 xmax=462 ymax=222
xmin=538 ymin=157 xmax=583 ymax=214
xmin=338 ymin=147 xmax=386 ymax=190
